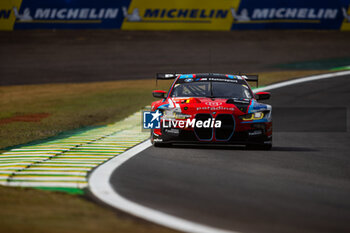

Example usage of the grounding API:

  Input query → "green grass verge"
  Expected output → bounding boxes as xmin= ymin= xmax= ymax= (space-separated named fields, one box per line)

xmin=34 ymin=187 xmax=85 ymax=195
xmin=273 ymin=56 xmax=350 ymax=70
xmin=0 ymin=186 xmax=177 ymax=233
xmin=0 ymin=79 xmax=172 ymax=150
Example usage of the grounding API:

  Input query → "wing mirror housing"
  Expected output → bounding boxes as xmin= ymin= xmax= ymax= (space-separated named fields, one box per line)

xmin=255 ymin=91 xmax=271 ymax=100
xmin=152 ymin=90 xmax=167 ymax=99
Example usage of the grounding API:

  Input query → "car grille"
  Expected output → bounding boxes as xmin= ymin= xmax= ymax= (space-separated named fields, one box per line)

xmin=194 ymin=114 xmax=213 ymax=140
xmin=215 ymin=114 xmax=235 ymax=141
xmin=194 ymin=113 xmax=235 ymax=141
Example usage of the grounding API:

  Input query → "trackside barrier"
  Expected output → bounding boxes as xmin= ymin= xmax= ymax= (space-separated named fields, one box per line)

xmin=1 ymin=0 xmax=350 ymax=30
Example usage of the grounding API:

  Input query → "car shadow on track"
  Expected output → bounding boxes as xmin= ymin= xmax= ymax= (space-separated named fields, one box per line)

xmin=271 ymin=146 xmax=317 ymax=152
xmin=167 ymin=144 xmax=317 ymax=152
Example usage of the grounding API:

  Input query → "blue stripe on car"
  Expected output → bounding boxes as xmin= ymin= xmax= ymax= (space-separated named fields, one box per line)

xmin=157 ymin=104 xmax=170 ymax=109
xmin=179 ymin=74 xmax=194 ymax=79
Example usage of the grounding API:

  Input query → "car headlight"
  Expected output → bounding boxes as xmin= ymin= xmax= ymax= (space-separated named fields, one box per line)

xmin=240 ymin=112 xmax=264 ymax=121
xmin=163 ymin=110 xmax=191 ymax=119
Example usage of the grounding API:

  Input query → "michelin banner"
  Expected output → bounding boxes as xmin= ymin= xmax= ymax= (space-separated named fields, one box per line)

xmin=1 ymin=0 xmax=350 ymax=30
xmin=0 ymin=0 xmax=130 ymax=30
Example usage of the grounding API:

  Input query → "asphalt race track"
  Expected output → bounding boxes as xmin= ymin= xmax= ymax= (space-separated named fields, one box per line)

xmin=110 ymin=75 xmax=350 ymax=233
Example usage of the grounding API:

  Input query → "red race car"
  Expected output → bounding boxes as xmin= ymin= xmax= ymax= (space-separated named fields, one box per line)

xmin=149 ymin=73 xmax=272 ymax=150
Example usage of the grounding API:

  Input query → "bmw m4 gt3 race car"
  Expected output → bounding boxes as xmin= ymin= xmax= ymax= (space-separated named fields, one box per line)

xmin=150 ymin=73 xmax=272 ymax=150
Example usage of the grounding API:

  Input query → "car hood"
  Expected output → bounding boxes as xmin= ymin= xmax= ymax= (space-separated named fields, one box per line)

xmin=167 ymin=97 xmax=251 ymax=115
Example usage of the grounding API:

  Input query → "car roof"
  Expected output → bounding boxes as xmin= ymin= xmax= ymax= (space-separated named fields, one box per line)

xmin=178 ymin=73 xmax=246 ymax=80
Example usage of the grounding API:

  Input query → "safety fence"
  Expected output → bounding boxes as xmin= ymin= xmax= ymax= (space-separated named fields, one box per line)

xmin=1 ymin=0 xmax=350 ymax=30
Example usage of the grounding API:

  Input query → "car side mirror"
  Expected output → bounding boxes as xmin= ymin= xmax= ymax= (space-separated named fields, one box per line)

xmin=152 ymin=90 xmax=167 ymax=99
xmin=255 ymin=91 xmax=271 ymax=100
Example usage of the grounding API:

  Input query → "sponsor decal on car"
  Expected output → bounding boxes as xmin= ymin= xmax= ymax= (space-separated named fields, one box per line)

xmin=205 ymin=102 xmax=222 ymax=106
xmin=196 ymin=106 xmax=235 ymax=111
xmin=184 ymin=78 xmax=193 ymax=83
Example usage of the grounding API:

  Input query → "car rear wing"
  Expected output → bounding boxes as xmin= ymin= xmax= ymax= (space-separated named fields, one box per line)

xmin=156 ymin=73 xmax=182 ymax=79
xmin=243 ymin=75 xmax=259 ymax=87
xmin=156 ymin=73 xmax=182 ymax=86
xmin=156 ymin=73 xmax=259 ymax=86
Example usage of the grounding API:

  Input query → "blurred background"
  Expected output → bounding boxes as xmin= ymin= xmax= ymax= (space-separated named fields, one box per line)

xmin=1 ymin=0 xmax=350 ymax=85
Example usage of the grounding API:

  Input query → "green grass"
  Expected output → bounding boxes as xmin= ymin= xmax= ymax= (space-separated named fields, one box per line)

xmin=34 ymin=187 xmax=85 ymax=195
xmin=0 ymin=79 xmax=172 ymax=149
xmin=274 ymin=56 xmax=350 ymax=70
xmin=0 ymin=186 xmax=177 ymax=233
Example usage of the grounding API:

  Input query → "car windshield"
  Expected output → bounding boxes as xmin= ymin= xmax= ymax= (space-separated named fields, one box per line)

xmin=170 ymin=81 xmax=252 ymax=99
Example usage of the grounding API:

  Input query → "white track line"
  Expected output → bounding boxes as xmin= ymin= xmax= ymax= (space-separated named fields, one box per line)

xmin=11 ymin=177 xmax=86 ymax=181
xmin=1 ymin=181 xmax=87 ymax=188
xmin=254 ymin=70 xmax=350 ymax=93
xmin=26 ymin=167 xmax=91 ymax=171
xmin=89 ymin=70 xmax=350 ymax=233
xmin=89 ymin=140 xmax=234 ymax=233
xmin=16 ymin=171 xmax=87 ymax=175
